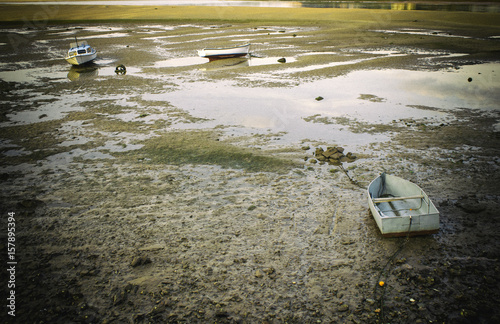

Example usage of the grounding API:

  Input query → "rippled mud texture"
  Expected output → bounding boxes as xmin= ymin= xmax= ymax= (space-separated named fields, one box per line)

xmin=1 ymin=5 xmax=500 ymax=324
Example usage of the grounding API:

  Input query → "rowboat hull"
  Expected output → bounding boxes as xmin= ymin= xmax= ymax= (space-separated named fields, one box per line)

xmin=367 ymin=173 xmax=439 ymax=237
xmin=198 ymin=44 xmax=250 ymax=61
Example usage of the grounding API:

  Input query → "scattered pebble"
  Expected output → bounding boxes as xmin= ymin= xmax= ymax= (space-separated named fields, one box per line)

xmin=130 ymin=256 xmax=152 ymax=267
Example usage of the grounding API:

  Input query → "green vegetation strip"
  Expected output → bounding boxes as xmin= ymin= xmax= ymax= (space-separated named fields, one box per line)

xmin=120 ymin=130 xmax=299 ymax=173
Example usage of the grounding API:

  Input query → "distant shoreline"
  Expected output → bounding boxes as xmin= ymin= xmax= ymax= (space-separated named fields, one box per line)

xmin=0 ymin=0 xmax=496 ymax=2
xmin=0 ymin=0 xmax=499 ymax=41
xmin=0 ymin=2 xmax=499 ymax=25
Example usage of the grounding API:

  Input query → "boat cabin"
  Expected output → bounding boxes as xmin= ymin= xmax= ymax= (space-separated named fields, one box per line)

xmin=67 ymin=41 xmax=95 ymax=57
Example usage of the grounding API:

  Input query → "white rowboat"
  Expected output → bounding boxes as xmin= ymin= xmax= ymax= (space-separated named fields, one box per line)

xmin=367 ymin=173 xmax=439 ymax=237
xmin=65 ymin=40 xmax=97 ymax=66
xmin=198 ymin=43 xmax=250 ymax=61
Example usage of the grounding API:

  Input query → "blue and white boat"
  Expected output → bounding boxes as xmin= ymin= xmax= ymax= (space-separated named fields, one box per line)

xmin=65 ymin=39 xmax=97 ymax=66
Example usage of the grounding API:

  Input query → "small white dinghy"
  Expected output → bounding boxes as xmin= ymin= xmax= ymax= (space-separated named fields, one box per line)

xmin=198 ymin=43 xmax=250 ymax=61
xmin=65 ymin=39 xmax=97 ymax=66
xmin=367 ymin=173 xmax=439 ymax=237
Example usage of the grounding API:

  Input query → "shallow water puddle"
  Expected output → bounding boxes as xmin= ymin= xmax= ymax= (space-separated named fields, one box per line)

xmin=96 ymin=65 xmax=143 ymax=77
xmin=67 ymin=63 xmax=143 ymax=81
xmin=255 ymin=49 xmax=410 ymax=75
xmin=154 ymin=57 xmax=207 ymax=67
xmin=69 ymin=32 xmax=131 ymax=40
xmin=148 ymin=62 xmax=499 ymax=146
xmin=1 ymin=92 xmax=89 ymax=125
xmin=0 ymin=60 xmax=143 ymax=84
xmin=143 ymin=81 xmax=378 ymax=145
xmin=0 ymin=67 xmax=68 ymax=84
xmin=153 ymin=56 xmax=295 ymax=68
xmin=326 ymin=63 xmax=500 ymax=113
xmin=249 ymin=56 xmax=296 ymax=66
xmin=274 ymin=55 xmax=406 ymax=74
xmin=1 ymin=39 xmax=498 ymax=148
xmin=372 ymin=28 xmax=475 ymax=39
xmin=272 ymin=49 xmax=465 ymax=74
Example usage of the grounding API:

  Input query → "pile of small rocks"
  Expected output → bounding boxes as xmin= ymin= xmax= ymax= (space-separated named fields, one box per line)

xmin=308 ymin=146 xmax=357 ymax=165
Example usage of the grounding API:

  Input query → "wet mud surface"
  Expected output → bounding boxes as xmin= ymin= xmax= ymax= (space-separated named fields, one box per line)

xmin=0 ymin=18 xmax=500 ymax=323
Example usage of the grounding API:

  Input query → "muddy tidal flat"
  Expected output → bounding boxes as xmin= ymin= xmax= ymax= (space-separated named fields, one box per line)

xmin=1 ymin=4 xmax=500 ymax=324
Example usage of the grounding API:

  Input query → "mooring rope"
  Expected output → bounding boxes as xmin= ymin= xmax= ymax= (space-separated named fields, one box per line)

xmin=374 ymin=216 xmax=413 ymax=321
xmin=335 ymin=164 xmax=415 ymax=320
xmin=337 ymin=164 xmax=364 ymax=189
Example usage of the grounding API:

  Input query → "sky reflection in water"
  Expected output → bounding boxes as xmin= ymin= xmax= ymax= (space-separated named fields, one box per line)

xmin=145 ymin=62 xmax=500 ymax=144
xmin=0 ymin=52 xmax=498 ymax=146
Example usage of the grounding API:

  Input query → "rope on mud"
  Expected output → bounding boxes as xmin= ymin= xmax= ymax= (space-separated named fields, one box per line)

xmin=373 ymin=216 xmax=413 ymax=322
xmin=335 ymin=163 xmax=415 ymax=320
xmin=337 ymin=164 xmax=364 ymax=189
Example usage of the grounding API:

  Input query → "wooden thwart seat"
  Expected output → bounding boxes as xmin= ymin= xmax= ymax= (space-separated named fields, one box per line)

xmin=372 ymin=195 xmax=424 ymax=203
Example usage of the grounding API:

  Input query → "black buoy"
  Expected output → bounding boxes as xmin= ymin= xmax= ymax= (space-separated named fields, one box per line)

xmin=115 ymin=64 xmax=126 ymax=75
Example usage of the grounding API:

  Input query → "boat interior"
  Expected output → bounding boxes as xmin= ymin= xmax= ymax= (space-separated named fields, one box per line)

xmin=369 ymin=173 xmax=435 ymax=218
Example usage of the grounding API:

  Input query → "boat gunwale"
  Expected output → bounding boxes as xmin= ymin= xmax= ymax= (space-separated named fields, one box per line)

xmin=65 ymin=51 xmax=96 ymax=57
xmin=367 ymin=173 xmax=439 ymax=236
xmin=368 ymin=174 xmax=436 ymax=213
xmin=200 ymin=43 xmax=250 ymax=51
xmin=68 ymin=45 xmax=95 ymax=52
xmin=372 ymin=213 xmax=436 ymax=220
